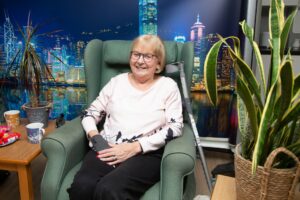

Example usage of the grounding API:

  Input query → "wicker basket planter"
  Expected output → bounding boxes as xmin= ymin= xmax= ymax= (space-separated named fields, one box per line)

xmin=235 ymin=144 xmax=300 ymax=200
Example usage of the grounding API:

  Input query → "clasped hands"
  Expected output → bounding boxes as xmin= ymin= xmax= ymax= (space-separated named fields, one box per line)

xmin=97 ymin=141 xmax=142 ymax=166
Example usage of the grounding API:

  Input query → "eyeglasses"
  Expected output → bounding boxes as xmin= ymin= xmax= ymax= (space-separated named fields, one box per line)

xmin=130 ymin=51 xmax=157 ymax=63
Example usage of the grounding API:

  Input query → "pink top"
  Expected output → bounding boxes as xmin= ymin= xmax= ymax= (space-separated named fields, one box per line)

xmin=82 ymin=73 xmax=183 ymax=153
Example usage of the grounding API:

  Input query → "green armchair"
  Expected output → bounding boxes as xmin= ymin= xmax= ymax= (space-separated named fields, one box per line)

xmin=41 ymin=39 xmax=197 ymax=200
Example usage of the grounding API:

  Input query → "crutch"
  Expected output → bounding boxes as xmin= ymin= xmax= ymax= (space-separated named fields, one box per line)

xmin=166 ymin=61 xmax=213 ymax=193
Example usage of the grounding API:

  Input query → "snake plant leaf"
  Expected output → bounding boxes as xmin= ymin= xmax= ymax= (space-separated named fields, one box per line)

xmin=280 ymin=9 xmax=297 ymax=57
xmin=236 ymin=75 xmax=258 ymax=141
xmin=276 ymin=0 xmax=285 ymax=31
xmin=217 ymin=35 xmax=264 ymax=111
xmin=240 ymin=20 xmax=253 ymax=40
xmin=276 ymin=60 xmax=293 ymax=120
xmin=231 ymin=35 xmax=241 ymax=56
xmin=274 ymin=100 xmax=300 ymax=134
xmin=237 ymin=95 xmax=253 ymax=158
xmin=270 ymin=0 xmax=281 ymax=39
xmin=252 ymin=80 xmax=278 ymax=173
xmin=287 ymin=142 xmax=300 ymax=156
xmin=204 ymin=40 xmax=223 ymax=106
xmin=293 ymin=74 xmax=300 ymax=99
xmin=228 ymin=49 xmax=264 ymax=111
xmin=240 ymin=20 xmax=266 ymax=97
xmin=217 ymin=34 xmax=241 ymax=56
xmin=269 ymin=0 xmax=281 ymax=88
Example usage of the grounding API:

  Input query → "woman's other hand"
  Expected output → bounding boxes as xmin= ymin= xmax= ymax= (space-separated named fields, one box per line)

xmin=97 ymin=142 xmax=142 ymax=165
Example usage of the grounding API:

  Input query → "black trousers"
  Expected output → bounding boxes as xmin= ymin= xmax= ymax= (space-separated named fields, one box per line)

xmin=67 ymin=148 xmax=163 ymax=200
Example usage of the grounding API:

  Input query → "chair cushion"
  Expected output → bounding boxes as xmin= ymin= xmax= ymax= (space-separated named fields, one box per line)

xmin=103 ymin=40 xmax=178 ymax=65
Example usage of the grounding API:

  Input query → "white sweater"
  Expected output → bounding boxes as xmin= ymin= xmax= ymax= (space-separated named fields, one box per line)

xmin=81 ymin=73 xmax=183 ymax=153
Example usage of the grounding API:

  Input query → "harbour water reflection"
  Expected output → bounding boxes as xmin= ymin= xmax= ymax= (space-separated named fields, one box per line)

xmin=0 ymin=86 xmax=87 ymax=122
xmin=191 ymin=91 xmax=238 ymax=145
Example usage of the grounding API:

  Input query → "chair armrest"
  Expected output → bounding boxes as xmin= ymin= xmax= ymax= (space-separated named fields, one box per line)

xmin=41 ymin=117 xmax=89 ymax=200
xmin=160 ymin=123 xmax=196 ymax=200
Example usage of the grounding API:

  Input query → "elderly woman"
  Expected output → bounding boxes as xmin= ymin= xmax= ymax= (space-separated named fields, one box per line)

xmin=68 ymin=34 xmax=183 ymax=200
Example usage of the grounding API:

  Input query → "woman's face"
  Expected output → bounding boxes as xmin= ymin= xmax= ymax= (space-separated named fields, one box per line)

xmin=129 ymin=42 xmax=160 ymax=81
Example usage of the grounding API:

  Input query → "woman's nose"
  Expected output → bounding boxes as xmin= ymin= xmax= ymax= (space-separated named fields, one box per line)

xmin=137 ymin=55 xmax=145 ymax=63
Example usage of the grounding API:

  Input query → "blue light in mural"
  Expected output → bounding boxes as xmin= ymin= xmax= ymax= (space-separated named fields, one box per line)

xmin=139 ymin=0 xmax=158 ymax=35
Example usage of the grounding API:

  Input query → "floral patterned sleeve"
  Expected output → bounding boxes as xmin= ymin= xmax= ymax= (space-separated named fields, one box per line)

xmin=81 ymin=80 xmax=112 ymax=135
xmin=138 ymin=84 xmax=183 ymax=153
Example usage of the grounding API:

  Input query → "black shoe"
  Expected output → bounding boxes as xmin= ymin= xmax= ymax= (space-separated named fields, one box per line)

xmin=211 ymin=162 xmax=235 ymax=178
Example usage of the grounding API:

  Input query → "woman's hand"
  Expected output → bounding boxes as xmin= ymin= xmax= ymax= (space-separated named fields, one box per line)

xmin=97 ymin=141 xmax=142 ymax=165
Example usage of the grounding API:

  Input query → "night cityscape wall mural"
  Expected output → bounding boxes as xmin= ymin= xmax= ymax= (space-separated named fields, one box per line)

xmin=0 ymin=0 xmax=244 ymax=141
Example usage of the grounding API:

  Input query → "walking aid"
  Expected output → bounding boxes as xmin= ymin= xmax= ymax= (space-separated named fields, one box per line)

xmin=166 ymin=61 xmax=213 ymax=193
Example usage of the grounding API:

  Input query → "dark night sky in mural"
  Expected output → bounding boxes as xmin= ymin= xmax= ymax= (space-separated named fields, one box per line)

xmin=0 ymin=0 xmax=244 ymax=125
xmin=0 ymin=0 xmax=243 ymax=41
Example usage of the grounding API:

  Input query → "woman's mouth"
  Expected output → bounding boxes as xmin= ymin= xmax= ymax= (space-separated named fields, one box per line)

xmin=136 ymin=65 xmax=148 ymax=70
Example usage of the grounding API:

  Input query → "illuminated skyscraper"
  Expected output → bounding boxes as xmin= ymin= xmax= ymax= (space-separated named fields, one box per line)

xmin=0 ymin=26 xmax=6 ymax=74
xmin=190 ymin=14 xmax=205 ymax=41
xmin=3 ymin=13 xmax=17 ymax=65
xmin=190 ymin=14 xmax=206 ymax=91
xmin=76 ymin=41 xmax=85 ymax=65
xmin=139 ymin=0 xmax=157 ymax=35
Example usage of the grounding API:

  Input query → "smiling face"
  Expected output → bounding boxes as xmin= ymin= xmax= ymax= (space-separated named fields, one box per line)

xmin=129 ymin=35 xmax=165 ymax=83
xmin=129 ymin=42 xmax=159 ymax=81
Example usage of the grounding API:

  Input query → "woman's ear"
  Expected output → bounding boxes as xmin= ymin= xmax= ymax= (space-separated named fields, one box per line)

xmin=156 ymin=64 xmax=161 ymax=73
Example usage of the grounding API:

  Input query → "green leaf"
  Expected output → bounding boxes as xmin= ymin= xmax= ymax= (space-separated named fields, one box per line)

xmin=269 ymin=0 xmax=281 ymax=88
xmin=280 ymin=9 xmax=297 ymax=57
xmin=217 ymin=36 xmax=264 ymax=111
xmin=252 ymin=80 xmax=278 ymax=173
xmin=269 ymin=0 xmax=280 ymax=39
xmin=204 ymin=40 xmax=223 ymax=106
xmin=240 ymin=20 xmax=253 ymax=41
xmin=236 ymin=75 xmax=258 ymax=140
xmin=276 ymin=0 xmax=285 ymax=30
xmin=237 ymin=95 xmax=252 ymax=158
xmin=293 ymin=74 xmax=300 ymax=98
xmin=276 ymin=60 xmax=293 ymax=120
xmin=275 ymin=100 xmax=300 ymax=133
xmin=229 ymin=51 xmax=264 ymax=111
xmin=240 ymin=20 xmax=266 ymax=97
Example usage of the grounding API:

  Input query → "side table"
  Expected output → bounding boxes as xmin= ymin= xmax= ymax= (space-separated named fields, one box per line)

xmin=211 ymin=175 xmax=236 ymax=200
xmin=0 ymin=119 xmax=55 ymax=200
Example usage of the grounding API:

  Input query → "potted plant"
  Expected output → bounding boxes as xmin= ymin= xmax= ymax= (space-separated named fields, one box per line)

xmin=6 ymin=13 xmax=58 ymax=127
xmin=204 ymin=0 xmax=300 ymax=199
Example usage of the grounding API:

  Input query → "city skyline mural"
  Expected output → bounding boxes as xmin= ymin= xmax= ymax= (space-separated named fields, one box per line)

xmin=0 ymin=0 xmax=243 ymax=88
xmin=0 ymin=0 xmax=244 ymax=140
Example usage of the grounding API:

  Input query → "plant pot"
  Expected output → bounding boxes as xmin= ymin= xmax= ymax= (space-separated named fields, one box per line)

xmin=23 ymin=101 xmax=52 ymax=128
xmin=235 ymin=144 xmax=300 ymax=200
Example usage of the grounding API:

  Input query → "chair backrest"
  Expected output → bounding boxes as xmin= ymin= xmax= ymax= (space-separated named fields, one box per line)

xmin=84 ymin=39 xmax=194 ymax=105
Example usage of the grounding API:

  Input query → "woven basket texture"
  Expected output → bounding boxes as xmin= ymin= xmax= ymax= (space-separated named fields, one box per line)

xmin=235 ymin=145 xmax=300 ymax=200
